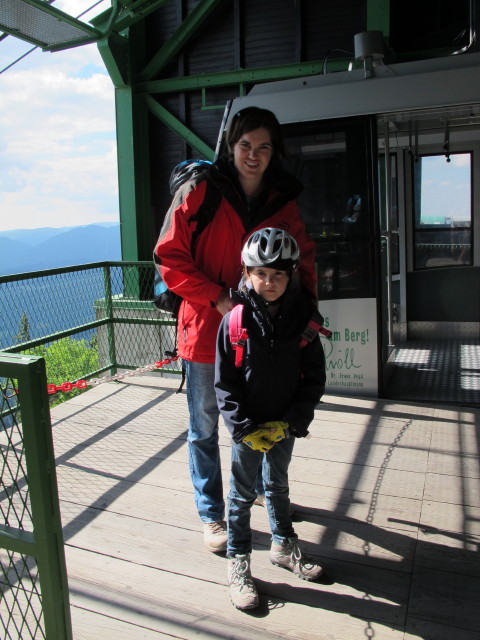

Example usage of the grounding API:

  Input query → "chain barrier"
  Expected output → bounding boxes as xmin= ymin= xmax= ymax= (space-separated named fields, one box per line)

xmin=46 ymin=356 xmax=180 ymax=395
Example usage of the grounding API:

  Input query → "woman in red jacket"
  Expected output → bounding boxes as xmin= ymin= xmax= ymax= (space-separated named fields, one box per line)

xmin=154 ymin=107 xmax=317 ymax=553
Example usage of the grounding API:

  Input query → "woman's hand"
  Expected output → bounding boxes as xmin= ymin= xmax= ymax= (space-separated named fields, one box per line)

xmin=216 ymin=289 xmax=234 ymax=316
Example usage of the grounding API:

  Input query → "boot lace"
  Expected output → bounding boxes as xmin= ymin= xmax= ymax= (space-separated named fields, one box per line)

xmin=287 ymin=540 xmax=316 ymax=572
xmin=207 ymin=521 xmax=226 ymax=535
xmin=230 ymin=556 xmax=255 ymax=592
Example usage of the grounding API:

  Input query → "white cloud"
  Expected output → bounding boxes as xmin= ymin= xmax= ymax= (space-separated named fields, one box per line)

xmin=451 ymin=153 xmax=471 ymax=167
xmin=0 ymin=2 xmax=118 ymax=231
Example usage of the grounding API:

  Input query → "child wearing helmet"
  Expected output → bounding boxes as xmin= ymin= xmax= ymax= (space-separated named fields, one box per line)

xmin=215 ymin=227 xmax=327 ymax=610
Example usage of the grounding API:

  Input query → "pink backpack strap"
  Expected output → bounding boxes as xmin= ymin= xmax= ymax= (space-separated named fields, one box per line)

xmin=228 ymin=304 xmax=248 ymax=367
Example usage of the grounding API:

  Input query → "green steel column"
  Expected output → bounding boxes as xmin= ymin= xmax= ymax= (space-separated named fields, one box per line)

xmin=110 ymin=20 xmax=155 ymax=264
xmin=115 ymin=85 xmax=154 ymax=262
xmin=103 ymin=264 xmax=118 ymax=372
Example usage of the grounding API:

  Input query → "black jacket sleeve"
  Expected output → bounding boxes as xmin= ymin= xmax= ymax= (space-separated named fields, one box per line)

xmin=281 ymin=335 xmax=326 ymax=437
xmin=214 ymin=312 xmax=257 ymax=443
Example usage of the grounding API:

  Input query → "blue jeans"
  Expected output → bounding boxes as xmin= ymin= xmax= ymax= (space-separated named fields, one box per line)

xmin=255 ymin=462 xmax=265 ymax=495
xmin=227 ymin=436 xmax=296 ymax=557
xmin=184 ymin=360 xmax=224 ymax=522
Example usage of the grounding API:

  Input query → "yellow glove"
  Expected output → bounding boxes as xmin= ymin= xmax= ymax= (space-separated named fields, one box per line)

xmin=263 ymin=421 xmax=289 ymax=443
xmin=242 ymin=429 xmax=275 ymax=452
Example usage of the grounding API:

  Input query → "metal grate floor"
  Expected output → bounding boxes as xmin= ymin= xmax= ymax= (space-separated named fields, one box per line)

xmin=385 ymin=339 xmax=480 ymax=407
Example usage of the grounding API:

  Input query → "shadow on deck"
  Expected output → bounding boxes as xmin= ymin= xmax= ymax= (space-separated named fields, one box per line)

xmin=50 ymin=375 xmax=480 ymax=640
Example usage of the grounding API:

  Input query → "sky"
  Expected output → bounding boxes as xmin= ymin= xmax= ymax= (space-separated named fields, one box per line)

xmin=421 ymin=152 xmax=471 ymax=222
xmin=1 ymin=3 xmax=471 ymax=234
xmin=0 ymin=0 xmax=119 ymax=232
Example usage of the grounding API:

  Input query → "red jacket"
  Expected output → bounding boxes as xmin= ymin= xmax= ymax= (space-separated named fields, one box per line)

xmin=154 ymin=160 xmax=317 ymax=363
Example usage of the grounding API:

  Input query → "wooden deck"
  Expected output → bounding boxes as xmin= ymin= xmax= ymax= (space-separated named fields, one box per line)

xmin=49 ymin=374 xmax=480 ymax=640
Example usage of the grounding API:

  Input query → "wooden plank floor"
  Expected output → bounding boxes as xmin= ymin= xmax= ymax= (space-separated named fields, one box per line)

xmin=49 ymin=375 xmax=480 ymax=640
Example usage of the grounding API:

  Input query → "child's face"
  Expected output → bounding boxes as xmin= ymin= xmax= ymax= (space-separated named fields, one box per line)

xmin=246 ymin=266 xmax=290 ymax=302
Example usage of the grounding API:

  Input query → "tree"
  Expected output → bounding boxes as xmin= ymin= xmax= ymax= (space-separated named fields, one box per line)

xmin=26 ymin=336 xmax=99 ymax=408
xmin=15 ymin=312 xmax=31 ymax=344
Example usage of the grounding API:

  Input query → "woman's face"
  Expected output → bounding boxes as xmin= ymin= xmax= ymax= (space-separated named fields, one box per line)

xmin=232 ymin=127 xmax=273 ymax=194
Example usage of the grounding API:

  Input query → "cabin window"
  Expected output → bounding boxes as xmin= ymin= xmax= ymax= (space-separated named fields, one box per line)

xmin=413 ymin=152 xmax=472 ymax=269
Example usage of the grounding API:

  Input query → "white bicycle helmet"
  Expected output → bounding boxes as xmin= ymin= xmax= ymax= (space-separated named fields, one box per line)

xmin=242 ymin=227 xmax=300 ymax=270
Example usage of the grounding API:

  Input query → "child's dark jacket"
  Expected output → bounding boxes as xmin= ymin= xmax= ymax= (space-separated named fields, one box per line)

xmin=215 ymin=284 xmax=326 ymax=444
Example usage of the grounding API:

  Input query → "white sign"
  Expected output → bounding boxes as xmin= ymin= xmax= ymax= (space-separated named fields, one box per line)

xmin=318 ymin=298 xmax=378 ymax=397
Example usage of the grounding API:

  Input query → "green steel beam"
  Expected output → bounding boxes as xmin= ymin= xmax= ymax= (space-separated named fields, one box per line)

xmin=144 ymin=95 xmax=214 ymax=160
xmin=136 ymin=58 xmax=352 ymax=95
xmin=0 ymin=524 xmax=36 ymax=555
xmin=0 ymin=25 xmax=43 ymax=48
xmin=46 ymin=0 xmax=123 ymax=52
xmin=92 ymin=0 xmax=171 ymax=35
xmin=0 ymin=262 xmax=153 ymax=284
xmin=122 ymin=0 xmax=168 ymax=10
xmin=121 ymin=0 xmax=171 ymax=21
xmin=97 ymin=33 xmax=130 ymax=88
xmin=45 ymin=36 xmax=104 ymax=52
xmin=0 ymin=24 xmax=42 ymax=49
xmin=4 ymin=317 xmax=109 ymax=353
xmin=0 ymin=24 xmax=96 ymax=51
xmin=140 ymin=0 xmax=224 ymax=81
xmin=367 ymin=0 xmax=390 ymax=42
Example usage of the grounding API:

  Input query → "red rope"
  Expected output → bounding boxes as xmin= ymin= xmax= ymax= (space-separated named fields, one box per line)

xmin=47 ymin=356 xmax=180 ymax=395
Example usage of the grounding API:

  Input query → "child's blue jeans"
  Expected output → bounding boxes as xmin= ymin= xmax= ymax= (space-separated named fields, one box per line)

xmin=227 ymin=436 xmax=296 ymax=557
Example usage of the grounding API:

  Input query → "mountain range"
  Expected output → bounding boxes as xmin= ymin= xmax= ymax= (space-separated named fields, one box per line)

xmin=0 ymin=223 xmax=122 ymax=276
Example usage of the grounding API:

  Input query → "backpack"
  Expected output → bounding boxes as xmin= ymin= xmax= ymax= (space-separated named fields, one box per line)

xmin=153 ymin=159 xmax=222 ymax=316
xmin=228 ymin=303 xmax=332 ymax=368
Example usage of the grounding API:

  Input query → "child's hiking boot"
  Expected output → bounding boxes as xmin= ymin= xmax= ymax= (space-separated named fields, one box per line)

xmin=227 ymin=553 xmax=259 ymax=610
xmin=203 ymin=521 xmax=227 ymax=553
xmin=270 ymin=537 xmax=323 ymax=581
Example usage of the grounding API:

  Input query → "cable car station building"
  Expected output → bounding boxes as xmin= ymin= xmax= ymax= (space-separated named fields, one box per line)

xmin=4 ymin=0 xmax=480 ymax=405
xmin=1 ymin=2 xmax=480 ymax=639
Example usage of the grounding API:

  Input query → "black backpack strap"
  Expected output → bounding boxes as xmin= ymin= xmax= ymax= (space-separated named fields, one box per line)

xmin=300 ymin=308 xmax=333 ymax=347
xmin=177 ymin=357 xmax=186 ymax=393
xmin=188 ymin=178 xmax=223 ymax=249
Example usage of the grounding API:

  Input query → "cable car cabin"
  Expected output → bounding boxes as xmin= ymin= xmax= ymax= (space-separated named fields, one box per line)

xmin=225 ymin=53 xmax=480 ymax=406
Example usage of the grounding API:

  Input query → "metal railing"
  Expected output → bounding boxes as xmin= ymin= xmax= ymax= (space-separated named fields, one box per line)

xmin=0 ymin=262 xmax=179 ymax=404
xmin=0 ymin=262 xmax=178 ymax=638
xmin=0 ymin=354 xmax=72 ymax=639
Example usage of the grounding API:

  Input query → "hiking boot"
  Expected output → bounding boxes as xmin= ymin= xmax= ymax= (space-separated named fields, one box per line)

xmin=228 ymin=554 xmax=259 ymax=610
xmin=270 ymin=537 xmax=324 ymax=581
xmin=203 ymin=521 xmax=227 ymax=553
xmin=254 ymin=494 xmax=295 ymax=516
